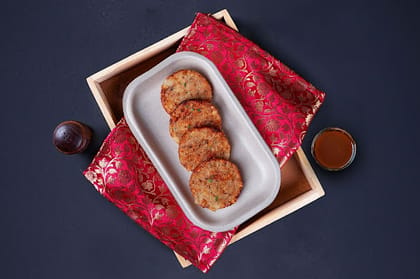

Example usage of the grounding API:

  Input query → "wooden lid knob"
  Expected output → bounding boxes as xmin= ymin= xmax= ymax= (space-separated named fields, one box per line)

xmin=53 ymin=121 xmax=92 ymax=154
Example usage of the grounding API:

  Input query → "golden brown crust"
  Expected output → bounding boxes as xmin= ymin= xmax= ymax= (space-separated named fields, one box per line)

xmin=161 ymin=69 xmax=212 ymax=114
xmin=189 ymin=158 xmax=243 ymax=211
xmin=169 ymin=100 xmax=222 ymax=143
xmin=160 ymin=69 xmax=244 ymax=212
xmin=178 ymin=127 xmax=231 ymax=171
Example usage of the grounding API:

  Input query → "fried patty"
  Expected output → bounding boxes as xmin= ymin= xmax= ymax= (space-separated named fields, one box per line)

xmin=178 ymin=127 xmax=231 ymax=171
xmin=161 ymin=69 xmax=213 ymax=114
xmin=169 ymin=100 xmax=222 ymax=143
xmin=189 ymin=158 xmax=243 ymax=211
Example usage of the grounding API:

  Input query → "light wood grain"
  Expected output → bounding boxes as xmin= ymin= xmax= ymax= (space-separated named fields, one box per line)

xmin=87 ymin=9 xmax=236 ymax=129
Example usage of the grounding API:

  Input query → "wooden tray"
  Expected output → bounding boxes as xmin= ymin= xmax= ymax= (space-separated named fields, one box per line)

xmin=86 ymin=9 xmax=324 ymax=268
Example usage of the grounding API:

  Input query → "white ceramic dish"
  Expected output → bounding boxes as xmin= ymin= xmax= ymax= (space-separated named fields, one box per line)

xmin=123 ymin=51 xmax=281 ymax=232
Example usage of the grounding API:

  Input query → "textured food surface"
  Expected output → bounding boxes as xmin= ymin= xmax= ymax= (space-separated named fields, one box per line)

xmin=161 ymin=69 xmax=213 ymax=114
xmin=178 ymin=127 xmax=231 ymax=171
xmin=169 ymin=100 xmax=222 ymax=143
xmin=189 ymin=158 xmax=243 ymax=211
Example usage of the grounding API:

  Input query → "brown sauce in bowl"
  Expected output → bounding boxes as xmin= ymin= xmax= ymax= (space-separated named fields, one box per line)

xmin=311 ymin=128 xmax=356 ymax=171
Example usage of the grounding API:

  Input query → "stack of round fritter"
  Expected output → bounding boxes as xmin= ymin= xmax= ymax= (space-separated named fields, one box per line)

xmin=178 ymin=127 xmax=231 ymax=171
xmin=169 ymin=100 xmax=222 ymax=143
xmin=189 ymin=158 xmax=243 ymax=211
xmin=161 ymin=69 xmax=213 ymax=114
xmin=161 ymin=69 xmax=243 ymax=211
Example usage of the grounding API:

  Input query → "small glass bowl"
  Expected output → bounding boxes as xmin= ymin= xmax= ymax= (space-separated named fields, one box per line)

xmin=311 ymin=127 xmax=356 ymax=171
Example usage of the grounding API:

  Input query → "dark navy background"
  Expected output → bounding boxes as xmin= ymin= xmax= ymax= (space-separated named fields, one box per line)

xmin=1 ymin=0 xmax=419 ymax=278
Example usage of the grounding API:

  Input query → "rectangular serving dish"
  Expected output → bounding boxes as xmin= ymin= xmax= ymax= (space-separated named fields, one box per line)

xmin=86 ymin=9 xmax=324 ymax=267
xmin=123 ymin=51 xmax=281 ymax=232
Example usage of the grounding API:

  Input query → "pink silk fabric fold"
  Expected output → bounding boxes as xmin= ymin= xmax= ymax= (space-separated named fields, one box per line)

xmin=177 ymin=13 xmax=325 ymax=166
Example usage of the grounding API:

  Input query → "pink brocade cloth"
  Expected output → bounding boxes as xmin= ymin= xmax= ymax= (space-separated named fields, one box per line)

xmin=178 ymin=13 xmax=325 ymax=166
xmin=84 ymin=118 xmax=235 ymax=272
xmin=84 ymin=13 xmax=325 ymax=272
